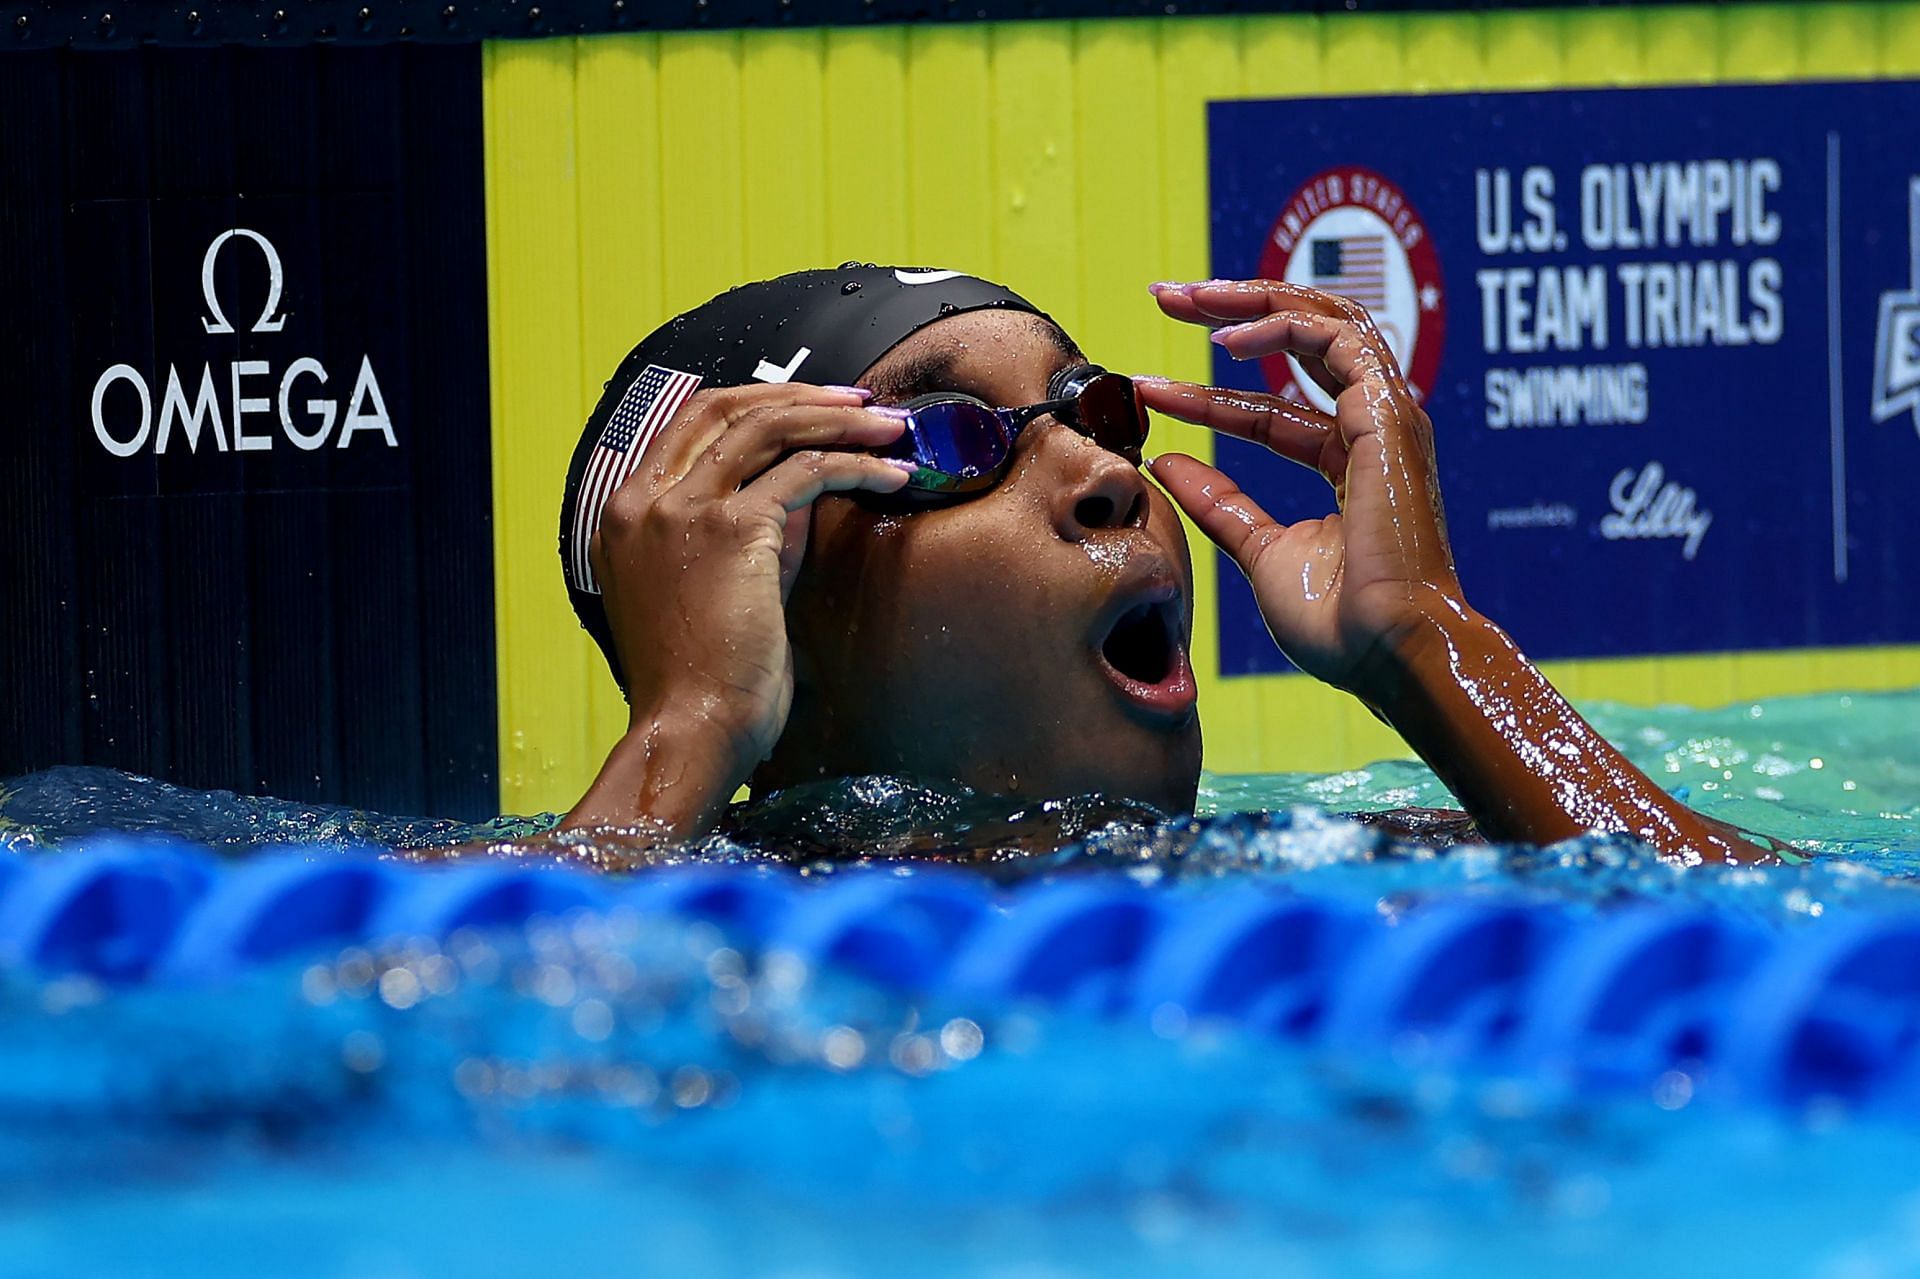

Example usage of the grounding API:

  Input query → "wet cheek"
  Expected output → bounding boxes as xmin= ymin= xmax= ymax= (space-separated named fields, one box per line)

xmin=909 ymin=539 xmax=1060 ymax=646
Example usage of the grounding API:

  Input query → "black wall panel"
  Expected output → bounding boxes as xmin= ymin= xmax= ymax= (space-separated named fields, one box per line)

xmin=0 ymin=45 xmax=497 ymax=819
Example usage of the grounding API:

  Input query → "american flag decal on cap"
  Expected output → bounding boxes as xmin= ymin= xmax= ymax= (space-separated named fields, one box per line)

xmin=567 ymin=364 xmax=703 ymax=594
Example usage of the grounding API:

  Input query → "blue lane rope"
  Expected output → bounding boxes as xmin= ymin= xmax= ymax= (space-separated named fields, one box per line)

xmin=4 ymin=835 xmax=1920 ymax=1111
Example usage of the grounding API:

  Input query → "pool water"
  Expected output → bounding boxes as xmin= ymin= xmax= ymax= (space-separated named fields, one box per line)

xmin=2 ymin=688 xmax=1918 ymax=1278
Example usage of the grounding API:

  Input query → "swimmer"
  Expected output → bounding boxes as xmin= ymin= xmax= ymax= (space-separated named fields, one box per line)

xmin=552 ymin=266 xmax=1788 ymax=867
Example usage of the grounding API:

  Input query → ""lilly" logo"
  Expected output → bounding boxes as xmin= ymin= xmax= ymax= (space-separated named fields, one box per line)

xmin=1599 ymin=461 xmax=1713 ymax=560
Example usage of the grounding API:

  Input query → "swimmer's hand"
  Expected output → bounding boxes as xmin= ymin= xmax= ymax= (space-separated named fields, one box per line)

xmin=564 ymin=383 xmax=912 ymax=837
xmin=1138 ymin=280 xmax=1790 ymax=866
xmin=1138 ymin=281 xmax=1455 ymax=695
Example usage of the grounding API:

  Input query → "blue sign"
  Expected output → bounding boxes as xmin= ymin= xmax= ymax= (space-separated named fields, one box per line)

xmin=1207 ymin=82 xmax=1920 ymax=674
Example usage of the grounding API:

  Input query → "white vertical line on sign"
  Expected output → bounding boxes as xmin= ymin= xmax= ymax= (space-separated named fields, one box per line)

xmin=1828 ymin=131 xmax=1849 ymax=585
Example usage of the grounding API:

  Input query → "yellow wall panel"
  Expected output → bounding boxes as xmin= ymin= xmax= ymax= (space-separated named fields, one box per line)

xmin=485 ymin=39 xmax=596 ymax=812
xmin=659 ymin=32 xmax=748 ymax=315
xmin=1719 ymin=5 xmax=1803 ymax=80
xmin=1240 ymin=16 xmax=1317 ymax=99
xmin=824 ymin=28 xmax=912 ymax=265
xmin=904 ymin=27 xmax=996 ymax=269
xmin=1888 ymin=7 xmax=1920 ymax=74
xmin=486 ymin=5 xmax=1920 ymax=813
xmin=1483 ymin=14 xmax=1566 ymax=87
xmin=1070 ymin=19 xmax=1166 ymax=365
xmin=987 ymin=22 xmax=1081 ymax=321
xmin=1320 ymin=14 xmax=1404 ymax=94
xmin=1401 ymin=14 xmax=1485 ymax=93
xmin=1558 ymin=11 xmax=1642 ymax=87
xmin=742 ymin=30 xmax=830 ymax=278
xmin=1638 ymin=8 xmax=1722 ymax=83
xmin=1798 ymin=3 xmax=1880 ymax=76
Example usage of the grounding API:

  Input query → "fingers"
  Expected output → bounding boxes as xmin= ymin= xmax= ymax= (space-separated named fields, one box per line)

xmin=1146 ymin=282 xmax=1243 ymax=330
xmin=1133 ymin=376 xmax=1336 ymax=476
xmin=741 ymin=450 xmax=912 ymax=514
xmin=1191 ymin=280 xmax=1421 ymax=402
xmin=1209 ymin=309 xmax=1385 ymax=388
xmin=1148 ymin=280 xmax=1389 ymax=402
xmin=1147 ymin=453 xmax=1288 ymax=577
xmin=593 ymin=436 xmax=909 ymax=601
xmin=680 ymin=401 xmax=908 ymax=496
xmin=1148 ymin=278 xmax=1374 ymax=336
xmin=646 ymin=382 xmax=877 ymax=482
xmin=1172 ymin=278 xmax=1369 ymax=326
xmin=1210 ymin=310 xmax=1348 ymax=403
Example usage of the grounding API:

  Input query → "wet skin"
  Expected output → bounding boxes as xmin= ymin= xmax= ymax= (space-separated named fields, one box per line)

xmin=563 ymin=277 xmax=1790 ymax=866
xmin=763 ymin=311 xmax=1202 ymax=813
xmin=565 ymin=310 xmax=1201 ymax=842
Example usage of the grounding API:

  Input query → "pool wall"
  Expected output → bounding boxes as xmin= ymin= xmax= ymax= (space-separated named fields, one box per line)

xmin=4 ymin=2 xmax=1919 ymax=818
xmin=483 ymin=3 xmax=1920 ymax=814
xmin=0 ymin=41 xmax=501 ymax=818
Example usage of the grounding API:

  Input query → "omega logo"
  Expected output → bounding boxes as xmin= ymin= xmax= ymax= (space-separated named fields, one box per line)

xmin=89 ymin=227 xmax=396 ymax=458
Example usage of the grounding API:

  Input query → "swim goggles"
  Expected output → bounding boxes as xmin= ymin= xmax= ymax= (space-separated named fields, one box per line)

xmin=875 ymin=363 xmax=1149 ymax=498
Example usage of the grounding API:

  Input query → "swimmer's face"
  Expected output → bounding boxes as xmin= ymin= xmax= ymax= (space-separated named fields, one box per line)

xmin=761 ymin=309 xmax=1202 ymax=813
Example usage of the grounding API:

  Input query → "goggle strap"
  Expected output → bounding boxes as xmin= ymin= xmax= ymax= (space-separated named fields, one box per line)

xmin=1003 ymin=397 xmax=1079 ymax=431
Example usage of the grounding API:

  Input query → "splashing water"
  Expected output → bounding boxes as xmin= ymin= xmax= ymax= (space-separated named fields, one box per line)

xmin=2 ymin=689 xmax=1919 ymax=1277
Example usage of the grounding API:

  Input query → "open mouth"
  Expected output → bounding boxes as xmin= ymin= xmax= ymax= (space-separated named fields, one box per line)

xmin=1102 ymin=600 xmax=1177 ymax=685
xmin=1094 ymin=592 xmax=1196 ymax=723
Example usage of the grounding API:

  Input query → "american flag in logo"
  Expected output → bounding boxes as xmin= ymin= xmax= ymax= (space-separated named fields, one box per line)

xmin=567 ymin=364 xmax=703 ymax=594
xmin=1309 ymin=234 xmax=1388 ymax=311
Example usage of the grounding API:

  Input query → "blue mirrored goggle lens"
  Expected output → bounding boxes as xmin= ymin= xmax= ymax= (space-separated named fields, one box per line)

xmin=878 ymin=400 xmax=1015 ymax=491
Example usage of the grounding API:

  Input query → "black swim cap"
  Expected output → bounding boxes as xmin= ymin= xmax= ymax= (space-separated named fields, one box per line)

xmin=559 ymin=264 xmax=1047 ymax=691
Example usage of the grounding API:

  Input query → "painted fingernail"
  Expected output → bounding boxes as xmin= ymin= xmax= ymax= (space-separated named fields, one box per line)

xmin=1131 ymin=374 xmax=1174 ymax=387
xmin=1179 ymin=279 xmax=1231 ymax=295
xmin=881 ymin=457 xmax=920 ymax=474
xmin=1148 ymin=281 xmax=1185 ymax=295
xmin=826 ymin=384 xmax=873 ymax=399
xmin=1209 ymin=322 xmax=1254 ymax=345
xmin=868 ymin=405 xmax=913 ymax=420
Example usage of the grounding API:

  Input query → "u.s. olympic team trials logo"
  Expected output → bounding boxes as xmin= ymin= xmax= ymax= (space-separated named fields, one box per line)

xmin=1257 ymin=167 xmax=1445 ymax=408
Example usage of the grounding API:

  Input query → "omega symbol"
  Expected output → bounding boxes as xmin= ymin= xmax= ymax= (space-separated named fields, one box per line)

xmin=200 ymin=227 xmax=288 ymax=335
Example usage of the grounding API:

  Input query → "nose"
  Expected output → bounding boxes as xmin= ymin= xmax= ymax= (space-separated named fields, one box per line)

xmin=1045 ymin=428 xmax=1151 ymax=540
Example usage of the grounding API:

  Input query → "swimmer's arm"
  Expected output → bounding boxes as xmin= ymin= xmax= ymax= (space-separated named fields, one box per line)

xmin=1141 ymin=281 xmax=1788 ymax=866
xmin=1356 ymin=591 xmax=1789 ymax=865
xmin=560 ymin=704 xmax=748 ymax=841
xmin=404 ymin=710 xmax=739 ymax=865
